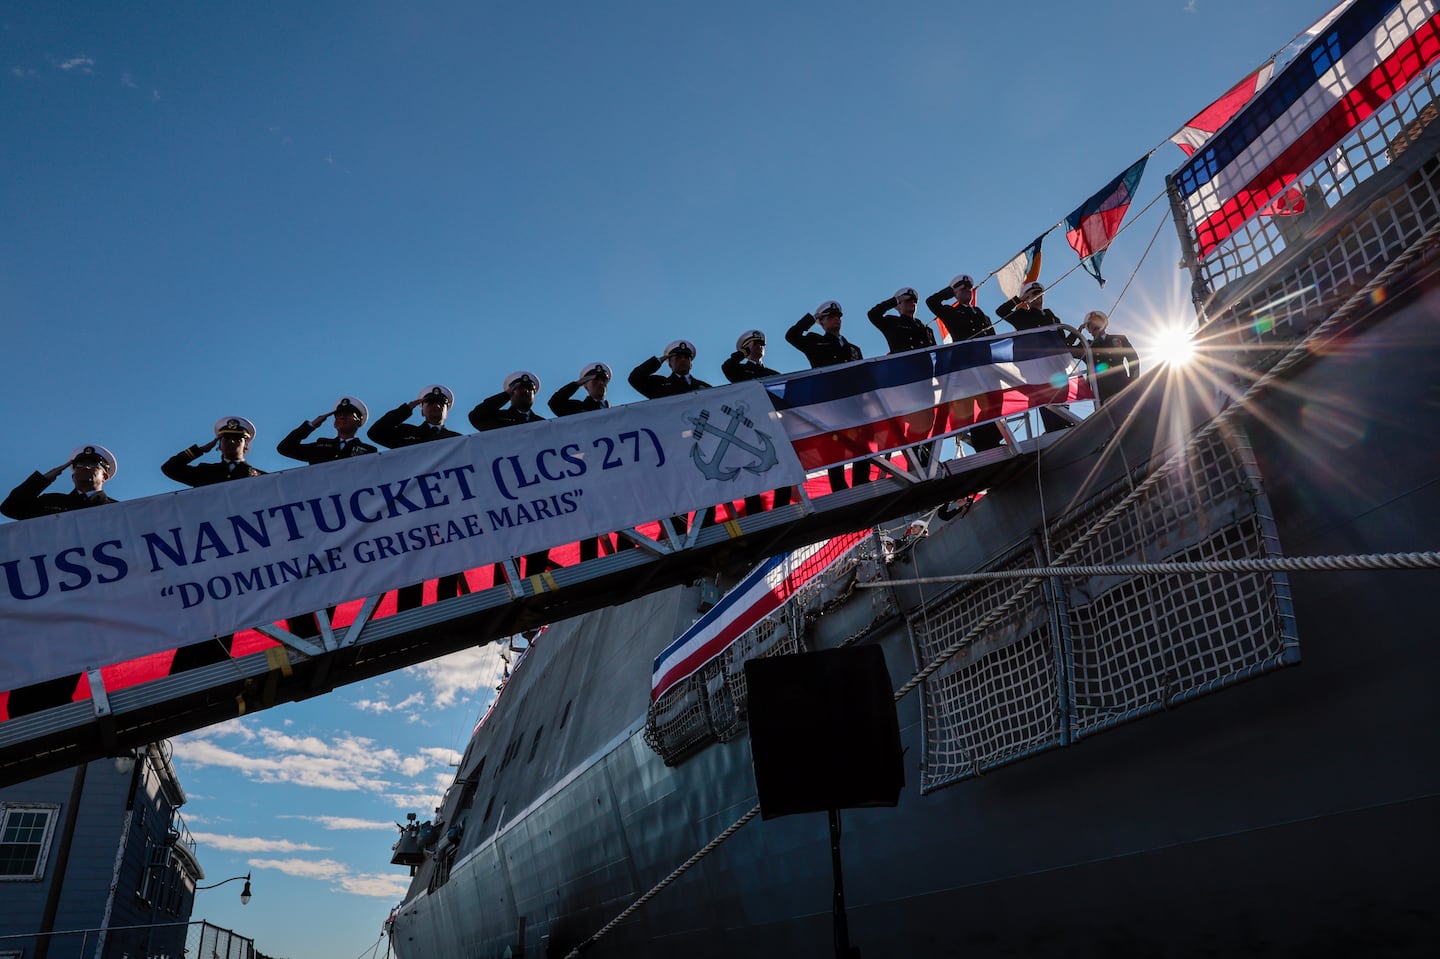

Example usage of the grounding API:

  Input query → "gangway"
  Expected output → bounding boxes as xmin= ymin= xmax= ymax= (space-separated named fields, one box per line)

xmin=1 ymin=329 xmax=1093 ymax=787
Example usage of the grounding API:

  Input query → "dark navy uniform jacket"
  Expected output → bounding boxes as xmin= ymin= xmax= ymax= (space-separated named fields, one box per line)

xmin=996 ymin=298 xmax=1063 ymax=331
xmin=469 ymin=393 xmax=546 ymax=431
xmin=547 ymin=382 xmax=610 ymax=416
xmin=161 ymin=448 xmax=265 ymax=487
xmin=867 ymin=298 xmax=937 ymax=353
xmin=628 ymin=357 xmax=713 ymax=398
xmin=785 ymin=314 xmax=864 ymax=368
xmin=1 ymin=472 xmax=118 ymax=520
xmin=276 ymin=422 xmax=378 ymax=463
xmin=721 ymin=352 xmax=782 ymax=382
xmin=925 ymin=288 xmax=996 ymax=342
xmin=367 ymin=404 xmax=463 ymax=448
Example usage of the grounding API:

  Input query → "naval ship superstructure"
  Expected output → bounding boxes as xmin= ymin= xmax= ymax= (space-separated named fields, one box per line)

xmin=385 ymin=3 xmax=1440 ymax=955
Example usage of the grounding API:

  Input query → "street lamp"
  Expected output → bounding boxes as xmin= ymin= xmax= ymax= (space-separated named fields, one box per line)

xmin=195 ymin=872 xmax=252 ymax=905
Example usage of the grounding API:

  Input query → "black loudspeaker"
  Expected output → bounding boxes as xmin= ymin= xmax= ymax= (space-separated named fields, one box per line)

xmin=745 ymin=645 xmax=905 ymax=820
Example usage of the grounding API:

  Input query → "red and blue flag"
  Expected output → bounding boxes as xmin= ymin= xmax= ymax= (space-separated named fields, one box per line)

xmin=1065 ymin=156 xmax=1149 ymax=287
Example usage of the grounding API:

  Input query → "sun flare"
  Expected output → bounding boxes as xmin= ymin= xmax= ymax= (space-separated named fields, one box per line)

xmin=1152 ymin=326 xmax=1197 ymax=366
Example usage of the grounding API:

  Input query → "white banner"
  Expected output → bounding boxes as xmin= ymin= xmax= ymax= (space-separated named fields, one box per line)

xmin=0 ymin=383 xmax=804 ymax=689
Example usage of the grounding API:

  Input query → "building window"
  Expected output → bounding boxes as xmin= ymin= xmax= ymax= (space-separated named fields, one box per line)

xmin=0 ymin=803 xmax=59 ymax=880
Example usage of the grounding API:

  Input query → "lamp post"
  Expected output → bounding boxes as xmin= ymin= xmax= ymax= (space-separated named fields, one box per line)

xmin=195 ymin=872 xmax=253 ymax=905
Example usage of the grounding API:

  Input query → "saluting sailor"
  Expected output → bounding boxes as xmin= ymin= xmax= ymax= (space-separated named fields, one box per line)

xmin=364 ymin=386 xmax=463 ymax=610
xmin=159 ymin=418 xmax=262 ymax=676
xmin=721 ymin=331 xmax=792 ymax=514
xmin=927 ymin=274 xmax=1002 ymax=451
xmin=995 ymin=281 xmax=1072 ymax=432
xmin=368 ymin=385 xmax=462 ymax=447
xmin=161 ymin=416 xmax=265 ymax=486
xmin=2 ymin=444 xmax=120 ymax=520
xmin=722 ymin=329 xmax=782 ymax=381
xmin=868 ymin=286 xmax=936 ymax=354
xmin=1 ymin=444 xmax=121 ymax=717
xmin=786 ymin=300 xmax=870 ymax=490
xmin=548 ymin=362 xmax=613 ymax=416
xmin=549 ymin=363 xmax=621 ymax=560
xmin=277 ymin=396 xmax=378 ymax=463
xmin=469 ymin=371 xmax=546 ymax=431
xmin=628 ymin=339 xmax=712 ymax=398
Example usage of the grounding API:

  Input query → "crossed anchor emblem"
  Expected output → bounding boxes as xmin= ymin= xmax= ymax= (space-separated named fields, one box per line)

xmin=687 ymin=403 xmax=779 ymax=482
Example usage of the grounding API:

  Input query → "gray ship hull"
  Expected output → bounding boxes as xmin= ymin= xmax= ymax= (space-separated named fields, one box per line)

xmin=388 ymin=261 xmax=1440 ymax=956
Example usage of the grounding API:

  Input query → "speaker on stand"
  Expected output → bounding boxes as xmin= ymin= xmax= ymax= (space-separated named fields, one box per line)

xmin=745 ymin=645 xmax=905 ymax=959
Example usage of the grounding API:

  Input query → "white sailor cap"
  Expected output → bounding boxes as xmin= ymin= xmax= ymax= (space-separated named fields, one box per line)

xmin=70 ymin=444 xmax=117 ymax=478
xmin=736 ymin=329 xmax=766 ymax=351
xmin=504 ymin=370 xmax=541 ymax=392
xmin=951 ymin=273 xmax=975 ymax=289
xmin=815 ymin=299 xmax=843 ymax=317
xmin=664 ymin=339 xmax=697 ymax=359
xmin=334 ymin=396 xmax=368 ymax=422
xmin=894 ymin=286 xmax=919 ymax=301
xmin=417 ymin=385 xmax=455 ymax=407
xmin=578 ymin=361 xmax=612 ymax=382
xmin=1021 ymin=280 xmax=1045 ymax=298
xmin=214 ymin=416 xmax=257 ymax=440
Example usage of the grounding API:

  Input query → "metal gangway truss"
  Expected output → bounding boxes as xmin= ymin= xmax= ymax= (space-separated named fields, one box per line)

xmin=0 ymin=413 xmax=1076 ymax=787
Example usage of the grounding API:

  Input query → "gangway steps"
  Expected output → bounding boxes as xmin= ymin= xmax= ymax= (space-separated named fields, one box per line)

xmin=0 ymin=435 xmax=1053 ymax=786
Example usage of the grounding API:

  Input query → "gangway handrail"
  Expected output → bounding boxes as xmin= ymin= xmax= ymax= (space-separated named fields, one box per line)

xmin=0 ymin=420 xmax=1071 ymax=785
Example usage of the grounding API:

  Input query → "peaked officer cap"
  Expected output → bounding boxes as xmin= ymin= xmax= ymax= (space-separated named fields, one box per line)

xmin=70 ymin=444 xmax=118 ymax=478
xmin=417 ymin=385 xmax=455 ymax=407
xmin=214 ymin=416 xmax=257 ymax=439
xmin=334 ymin=396 xmax=369 ymax=422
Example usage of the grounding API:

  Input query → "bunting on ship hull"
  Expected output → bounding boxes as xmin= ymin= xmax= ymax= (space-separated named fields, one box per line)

xmin=1174 ymin=0 xmax=1440 ymax=259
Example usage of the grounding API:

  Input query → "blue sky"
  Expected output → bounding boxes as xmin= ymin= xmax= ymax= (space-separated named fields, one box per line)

xmin=2 ymin=1 xmax=1330 ymax=955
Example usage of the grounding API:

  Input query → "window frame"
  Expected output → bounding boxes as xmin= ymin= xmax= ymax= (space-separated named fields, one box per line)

xmin=0 ymin=802 xmax=61 ymax=881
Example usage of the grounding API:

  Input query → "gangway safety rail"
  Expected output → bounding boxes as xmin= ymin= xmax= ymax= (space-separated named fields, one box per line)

xmin=0 ymin=421 xmax=1071 ymax=787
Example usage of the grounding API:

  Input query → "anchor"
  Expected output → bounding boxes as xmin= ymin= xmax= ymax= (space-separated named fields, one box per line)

xmin=687 ymin=403 xmax=779 ymax=482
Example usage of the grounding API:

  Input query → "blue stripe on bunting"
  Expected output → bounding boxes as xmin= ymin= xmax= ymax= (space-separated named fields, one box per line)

xmin=1173 ymin=0 xmax=1401 ymax=199
xmin=766 ymin=330 xmax=1070 ymax=409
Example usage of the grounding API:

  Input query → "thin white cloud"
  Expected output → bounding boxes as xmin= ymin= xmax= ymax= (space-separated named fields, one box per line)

xmin=174 ymin=723 xmax=457 ymax=794
xmin=247 ymin=857 xmax=410 ymax=899
xmin=1184 ymin=0 xmax=1198 ymax=12
xmin=352 ymin=692 xmax=424 ymax=715
xmin=191 ymin=832 xmax=326 ymax=854
xmin=405 ymin=645 xmax=506 ymax=708
xmin=419 ymin=747 xmax=461 ymax=765
xmin=278 ymin=815 xmax=395 ymax=831
xmin=58 ymin=56 xmax=94 ymax=74
xmin=120 ymin=71 xmax=136 ymax=88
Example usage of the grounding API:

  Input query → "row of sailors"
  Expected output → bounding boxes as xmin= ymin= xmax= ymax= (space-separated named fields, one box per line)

xmin=0 ymin=281 xmax=1137 ymax=719
xmin=2 ymin=279 xmax=1138 ymax=521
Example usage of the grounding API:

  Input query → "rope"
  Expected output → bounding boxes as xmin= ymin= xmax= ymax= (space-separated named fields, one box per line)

xmin=863 ymin=551 xmax=1440 ymax=587
xmin=563 ymin=804 xmax=761 ymax=957
xmin=888 ymin=221 xmax=1440 ymax=704
xmin=562 ymin=214 xmax=1440 ymax=959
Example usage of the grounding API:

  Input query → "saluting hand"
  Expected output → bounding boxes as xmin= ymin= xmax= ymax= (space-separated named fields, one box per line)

xmin=198 ymin=438 xmax=219 ymax=453
xmin=44 ymin=460 xmax=73 ymax=481
xmin=310 ymin=411 xmax=332 ymax=428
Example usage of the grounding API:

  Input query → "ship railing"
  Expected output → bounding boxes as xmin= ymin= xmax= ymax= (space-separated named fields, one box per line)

xmin=914 ymin=423 xmax=1300 ymax=792
xmin=643 ymin=531 xmax=892 ymax=765
xmin=1 ymin=351 xmax=1092 ymax=785
xmin=1173 ymin=60 xmax=1440 ymax=317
